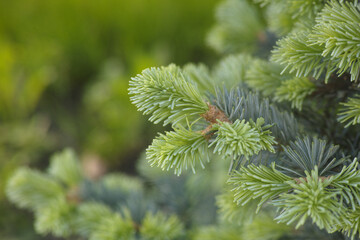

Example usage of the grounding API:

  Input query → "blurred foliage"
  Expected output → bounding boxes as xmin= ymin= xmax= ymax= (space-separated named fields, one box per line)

xmin=81 ymin=60 xmax=145 ymax=163
xmin=0 ymin=0 xmax=218 ymax=239
xmin=7 ymin=148 xmax=302 ymax=240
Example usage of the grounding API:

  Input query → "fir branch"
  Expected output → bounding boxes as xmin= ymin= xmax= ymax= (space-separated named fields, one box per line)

xmin=310 ymin=0 xmax=360 ymax=82
xmin=271 ymin=30 xmax=337 ymax=81
xmin=146 ymin=126 xmax=210 ymax=175
xmin=331 ymin=159 xmax=360 ymax=211
xmin=338 ymin=95 xmax=360 ymax=127
xmin=229 ymin=163 xmax=293 ymax=212
xmin=274 ymin=76 xmax=316 ymax=110
xmin=230 ymin=151 xmax=282 ymax=172
xmin=129 ymin=64 xmax=208 ymax=126
xmin=211 ymin=118 xmax=276 ymax=159
xmin=210 ymin=87 xmax=247 ymax=122
xmin=250 ymin=118 xmax=277 ymax=153
xmin=339 ymin=207 xmax=360 ymax=240
xmin=277 ymin=136 xmax=343 ymax=177
xmin=273 ymin=168 xmax=344 ymax=231
xmin=211 ymin=87 xmax=300 ymax=143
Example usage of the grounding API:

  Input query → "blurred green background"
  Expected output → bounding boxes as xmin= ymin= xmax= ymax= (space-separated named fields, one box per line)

xmin=0 ymin=0 xmax=218 ymax=239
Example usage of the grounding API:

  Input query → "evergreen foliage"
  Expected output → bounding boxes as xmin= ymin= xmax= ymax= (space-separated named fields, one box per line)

xmin=211 ymin=88 xmax=300 ymax=144
xmin=7 ymin=0 xmax=360 ymax=239
xmin=146 ymin=126 xmax=210 ymax=175
xmin=127 ymin=0 xmax=360 ymax=238
xmin=229 ymin=163 xmax=292 ymax=211
xmin=129 ymin=65 xmax=209 ymax=126
xmin=211 ymin=118 xmax=276 ymax=159
xmin=274 ymin=76 xmax=315 ymax=110
xmin=272 ymin=30 xmax=337 ymax=81
xmin=6 ymin=149 xmax=190 ymax=239
xmin=310 ymin=0 xmax=360 ymax=82
xmin=279 ymin=136 xmax=343 ymax=177
xmin=0 ymin=0 xmax=219 ymax=237
xmin=339 ymin=95 xmax=360 ymax=127
xmin=273 ymin=168 xmax=342 ymax=231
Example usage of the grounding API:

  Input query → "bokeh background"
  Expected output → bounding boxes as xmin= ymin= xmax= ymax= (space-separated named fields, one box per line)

xmin=0 ymin=0 xmax=219 ymax=238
